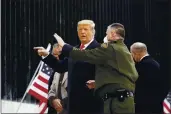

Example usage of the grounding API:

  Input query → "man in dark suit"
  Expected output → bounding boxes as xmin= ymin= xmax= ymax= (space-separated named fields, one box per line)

xmin=130 ymin=42 xmax=168 ymax=113
xmin=34 ymin=20 xmax=103 ymax=114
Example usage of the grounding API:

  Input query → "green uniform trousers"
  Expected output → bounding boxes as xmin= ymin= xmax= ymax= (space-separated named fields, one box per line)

xmin=103 ymin=95 xmax=135 ymax=114
xmin=96 ymin=84 xmax=135 ymax=114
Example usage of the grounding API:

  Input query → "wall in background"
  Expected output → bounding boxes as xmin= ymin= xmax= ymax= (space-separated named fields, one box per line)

xmin=2 ymin=0 xmax=170 ymax=102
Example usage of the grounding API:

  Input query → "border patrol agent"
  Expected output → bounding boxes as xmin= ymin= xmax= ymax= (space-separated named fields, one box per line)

xmin=56 ymin=23 xmax=138 ymax=114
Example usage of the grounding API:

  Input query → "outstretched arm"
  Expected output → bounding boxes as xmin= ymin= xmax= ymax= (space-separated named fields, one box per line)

xmin=62 ymin=43 xmax=113 ymax=64
xmin=43 ymin=54 xmax=68 ymax=73
xmin=53 ymin=33 xmax=113 ymax=64
xmin=34 ymin=46 xmax=68 ymax=73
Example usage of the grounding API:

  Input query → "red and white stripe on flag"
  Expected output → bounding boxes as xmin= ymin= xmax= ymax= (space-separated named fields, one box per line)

xmin=28 ymin=62 xmax=54 ymax=113
xmin=163 ymin=98 xmax=171 ymax=114
xmin=39 ymin=100 xmax=48 ymax=114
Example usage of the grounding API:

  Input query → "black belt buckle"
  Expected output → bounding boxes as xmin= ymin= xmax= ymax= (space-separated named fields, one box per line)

xmin=116 ymin=89 xmax=130 ymax=102
xmin=102 ymin=92 xmax=117 ymax=101
xmin=102 ymin=93 xmax=109 ymax=101
xmin=102 ymin=89 xmax=132 ymax=102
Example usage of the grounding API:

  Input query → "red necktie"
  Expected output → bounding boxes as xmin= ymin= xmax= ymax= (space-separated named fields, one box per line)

xmin=80 ymin=44 xmax=85 ymax=50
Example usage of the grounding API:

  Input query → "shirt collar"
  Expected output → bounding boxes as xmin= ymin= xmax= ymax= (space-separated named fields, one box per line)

xmin=140 ymin=54 xmax=149 ymax=61
xmin=82 ymin=38 xmax=94 ymax=49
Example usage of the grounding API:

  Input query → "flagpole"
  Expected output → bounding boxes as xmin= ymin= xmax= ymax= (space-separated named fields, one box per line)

xmin=16 ymin=43 xmax=51 ymax=113
xmin=16 ymin=61 xmax=43 ymax=113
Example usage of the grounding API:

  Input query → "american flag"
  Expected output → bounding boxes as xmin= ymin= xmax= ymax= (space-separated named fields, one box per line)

xmin=163 ymin=91 xmax=171 ymax=114
xmin=28 ymin=62 xmax=54 ymax=114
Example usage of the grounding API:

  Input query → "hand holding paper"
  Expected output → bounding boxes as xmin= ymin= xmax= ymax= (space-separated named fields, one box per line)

xmin=53 ymin=33 xmax=66 ymax=47
xmin=103 ymin=36 xmax=108 ymax=43
xmin=33 ymin=46 xmax=49 ymax=57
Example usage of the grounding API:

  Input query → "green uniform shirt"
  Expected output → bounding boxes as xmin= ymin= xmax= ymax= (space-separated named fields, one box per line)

xmin=69 ymin=39 xmax=138 ymax=92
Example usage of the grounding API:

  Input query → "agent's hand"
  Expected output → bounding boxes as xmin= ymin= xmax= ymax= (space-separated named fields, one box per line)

xmin=103 ymin=36 xmax=108 ymax=43
xmin=53 ymin=33 xmax=66 ymax=47
xmin=52 ymin=99 xmax=63 ymax=113
xmin=33 ymin=47 xmax=49 ymax=57
xmin=86 ymin=80 xmax=95 ymax=89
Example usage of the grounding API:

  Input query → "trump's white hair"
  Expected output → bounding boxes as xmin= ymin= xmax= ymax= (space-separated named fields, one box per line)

xmin=77 ymin=19 xmax=95 ymax=35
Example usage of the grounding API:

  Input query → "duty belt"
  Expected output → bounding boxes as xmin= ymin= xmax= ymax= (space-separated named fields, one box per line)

xmin=102 ymin=89 xmax=134 ymax=102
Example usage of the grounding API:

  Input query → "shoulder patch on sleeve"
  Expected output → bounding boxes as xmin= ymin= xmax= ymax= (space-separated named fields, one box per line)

xmin=73 ymin=47 xmax=79 ymax=50
xmin=101 ymin=43 xmax=108 ymax=48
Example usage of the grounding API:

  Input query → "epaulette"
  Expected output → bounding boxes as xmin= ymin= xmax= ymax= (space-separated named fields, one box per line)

xmin=73 ymin=47 xmax=80 ymax=50
xmin=101 ymin=43 xmax=108 ymax=48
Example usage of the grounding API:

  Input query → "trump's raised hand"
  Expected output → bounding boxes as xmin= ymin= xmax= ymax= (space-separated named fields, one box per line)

xmin=53 ymin=33 xmax=66 ymax=47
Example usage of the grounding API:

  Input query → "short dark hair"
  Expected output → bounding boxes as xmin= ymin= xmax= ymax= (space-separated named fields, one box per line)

xmin=53 ymin=43 xmax=59 ymax=48
xmin=108 ymin=23 xmax=125 ymax=38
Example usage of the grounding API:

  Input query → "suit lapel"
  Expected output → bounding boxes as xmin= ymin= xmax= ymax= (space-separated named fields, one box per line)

xmin=62 ymin=72 xmax=68 ymax=84
xmin=68 ymin=40 xmax=99 ymax=76
xmin=53 ymin=72 xmax=61 ymax=89
xmin=83 ymin=39 xmax=100 ymax=49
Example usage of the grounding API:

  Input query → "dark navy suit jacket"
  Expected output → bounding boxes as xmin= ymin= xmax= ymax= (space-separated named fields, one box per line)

xmin=43 ymin=40 xmax=104 ymax=114
xmin=135 ymin=56 xmax=168 ymax=113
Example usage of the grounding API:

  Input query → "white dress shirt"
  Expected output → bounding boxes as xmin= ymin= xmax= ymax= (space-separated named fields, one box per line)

xmin=81 ymin=38 xmax=94 ymax=50
xmin=140 ymin=54 xmax=149 ymax=61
